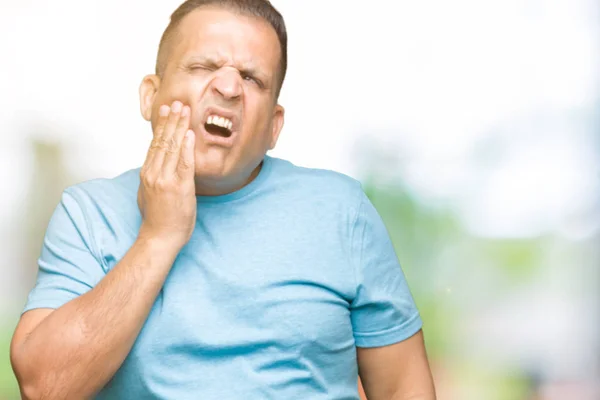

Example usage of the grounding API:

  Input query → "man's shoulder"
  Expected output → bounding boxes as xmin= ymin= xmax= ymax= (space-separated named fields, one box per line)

xmin=269 ymin=156 xmax=364 ymax=204
xmin=272 ymin=156 xmax=361 ymax=189
xmin=61 ymin=167 xmax=140 ymax=212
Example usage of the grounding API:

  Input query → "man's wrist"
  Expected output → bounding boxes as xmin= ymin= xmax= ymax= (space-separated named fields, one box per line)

xmin=135 ymin=230 xmax=186 ymax=259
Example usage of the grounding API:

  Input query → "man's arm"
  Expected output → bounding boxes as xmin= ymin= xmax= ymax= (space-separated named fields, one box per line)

xmin=11 ymin=237 xmax=182 ymax=399
xmin=359 ymin=377 xmax=368 ymax=400
xmin=357 ymin=330 xmax=436 ymax=400
xmin=10 ymin=101 xmax=196 ymax=400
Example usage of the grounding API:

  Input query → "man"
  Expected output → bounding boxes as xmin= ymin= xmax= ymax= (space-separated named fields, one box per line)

xmin=10 ymin=1 xmax=436 ymax=399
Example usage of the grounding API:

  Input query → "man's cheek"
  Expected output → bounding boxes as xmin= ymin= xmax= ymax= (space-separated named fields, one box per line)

xmin=187 ymin=78 xmax=210 ymax=98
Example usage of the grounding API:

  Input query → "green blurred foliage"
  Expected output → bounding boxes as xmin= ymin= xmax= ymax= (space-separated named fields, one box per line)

xmin=0 ymin=139 xmax=75 ymax=400
xmin=362 ymin=177 xmax=542 ymax=400
xmin=475 ymin=239 xmax=544 ymax=281
xmin=363 ymin=181 xmax=461 ymax=359
xmin=0 ymin=327 xmax=19 ymax=400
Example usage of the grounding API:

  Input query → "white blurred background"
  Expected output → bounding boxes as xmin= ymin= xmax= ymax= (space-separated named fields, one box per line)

xmin=1 ymin=1 xmax=599 ymax=399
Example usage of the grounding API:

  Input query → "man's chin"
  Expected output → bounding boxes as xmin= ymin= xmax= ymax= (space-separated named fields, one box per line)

xmin=193 ymin=148 xmax=230 ymax=177
xmin=193 ymin=163 xmax=228 ymax=182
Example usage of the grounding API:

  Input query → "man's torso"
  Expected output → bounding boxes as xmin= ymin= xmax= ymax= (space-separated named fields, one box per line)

xmin=87 ymin=156 xmax=363 ymax=399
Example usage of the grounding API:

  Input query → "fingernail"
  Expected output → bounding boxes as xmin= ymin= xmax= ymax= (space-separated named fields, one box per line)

xmin=172 ymin=101 xmax=182 ymax=113
xmin=159 ymin=105 xmax=169 ymax=117
xmin=181 ymin=106 xmax=189 ymax=117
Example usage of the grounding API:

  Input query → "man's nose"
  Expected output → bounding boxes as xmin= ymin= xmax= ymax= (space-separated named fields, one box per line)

xmin=211 ymin=68 xmax=242 ymax=101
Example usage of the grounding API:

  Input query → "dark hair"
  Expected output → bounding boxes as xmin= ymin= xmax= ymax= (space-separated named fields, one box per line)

xmin=156 ymin=0 xmax=288 ymax=97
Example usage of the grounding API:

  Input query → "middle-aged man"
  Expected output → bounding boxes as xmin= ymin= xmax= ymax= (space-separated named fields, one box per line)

xmin=10 ymin=1 xmax=437 ymax=399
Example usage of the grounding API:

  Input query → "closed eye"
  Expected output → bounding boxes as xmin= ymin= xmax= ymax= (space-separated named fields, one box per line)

xmin=242 ymin=73 xmax=263 ymax=88
xmin=189 ymin=65 xmax=212 ymax=71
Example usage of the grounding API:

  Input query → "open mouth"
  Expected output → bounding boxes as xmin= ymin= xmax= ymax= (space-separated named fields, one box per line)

xmin=204 ymin=115 xmax=233 ymax=137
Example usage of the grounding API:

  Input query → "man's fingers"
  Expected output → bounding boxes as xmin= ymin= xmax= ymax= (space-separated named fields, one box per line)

xmin=155 ymin=104 xmax=171 ymax=139
xmin=177 ymin=130 xmax=196 ymax=180
xmin=143 ymin=104 xmax=170 ymax=170
xmin=149 ymin=101 xmax=183 ymax=174
xmin=162 ymin=105 xmax=190 ymax=173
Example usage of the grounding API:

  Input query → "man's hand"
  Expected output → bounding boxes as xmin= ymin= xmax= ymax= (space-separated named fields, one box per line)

xmin=138 ymin=100 xmax=197 ymax=248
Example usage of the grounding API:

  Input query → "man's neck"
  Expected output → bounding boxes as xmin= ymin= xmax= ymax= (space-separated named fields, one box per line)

xmin=193 ymin=161 xmax=262 ymax=197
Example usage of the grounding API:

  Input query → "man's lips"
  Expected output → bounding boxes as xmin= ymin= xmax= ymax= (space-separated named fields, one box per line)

xmin=201 ymin=106 xmax=240 ymax=134
xmin=196 ymin=121 xmax=237 ymax=148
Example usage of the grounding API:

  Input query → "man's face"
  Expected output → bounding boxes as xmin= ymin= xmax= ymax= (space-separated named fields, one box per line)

xmin=141 ymin=7 xmax=284 ymax=184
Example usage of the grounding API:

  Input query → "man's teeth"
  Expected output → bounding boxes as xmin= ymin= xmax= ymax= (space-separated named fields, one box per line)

xmin=207 ymin=115 xmax=233 ymax=130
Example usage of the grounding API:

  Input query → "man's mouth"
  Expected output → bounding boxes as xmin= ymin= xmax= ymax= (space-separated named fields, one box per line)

xmin=204 ymin=114 xmax=233 ymax=137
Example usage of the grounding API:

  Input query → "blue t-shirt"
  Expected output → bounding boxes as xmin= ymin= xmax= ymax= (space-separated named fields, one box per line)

xmin=24 ymin=155 xmax=422 ymax=400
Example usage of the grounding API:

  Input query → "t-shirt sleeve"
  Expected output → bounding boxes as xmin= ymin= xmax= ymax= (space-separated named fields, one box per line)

xmin=350 ymin=189 xmax=423 ymax=348
xmin=23 ymin=188 xmax=106 ymax=314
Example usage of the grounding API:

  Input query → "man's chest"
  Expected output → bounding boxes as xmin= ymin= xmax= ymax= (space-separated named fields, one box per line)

xmin=100 ymin=227 xmax=359 ymax=398
xmin=96 ymin=197 xmax=362 ymax=398
xmin=143 ymin=224 xmax=356 ymax=350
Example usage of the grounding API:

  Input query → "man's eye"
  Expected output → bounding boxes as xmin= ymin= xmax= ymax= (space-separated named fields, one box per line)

xmin=242 ymin=74 xmax=260 ymax=86
xmin=190 ymin=65 xmax=210 ymax=71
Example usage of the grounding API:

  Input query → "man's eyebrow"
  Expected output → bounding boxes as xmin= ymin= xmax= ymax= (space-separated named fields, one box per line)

xmin=183 ymin=55 xmax=219 ymax=65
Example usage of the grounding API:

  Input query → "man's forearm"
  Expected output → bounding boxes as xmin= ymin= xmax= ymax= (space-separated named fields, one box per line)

xmin=13 ymin=236 xmax=180 ymax=399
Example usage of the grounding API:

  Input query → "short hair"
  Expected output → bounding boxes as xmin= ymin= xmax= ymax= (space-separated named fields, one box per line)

xmin=156 ymin=0 xmax=288 ymax=97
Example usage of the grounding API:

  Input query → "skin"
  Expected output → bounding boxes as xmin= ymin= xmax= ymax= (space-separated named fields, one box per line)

xmin=139 ymin=6 xmax=285 ymax=197
xmin=357 ymin=330 xmax=437 ymax=399
xmin=10 ymin=6 xmax=436 ymax=400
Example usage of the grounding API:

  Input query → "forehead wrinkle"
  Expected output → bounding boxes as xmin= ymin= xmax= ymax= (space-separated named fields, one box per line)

xmin=165 ymin=8 xmax=280 ymax=86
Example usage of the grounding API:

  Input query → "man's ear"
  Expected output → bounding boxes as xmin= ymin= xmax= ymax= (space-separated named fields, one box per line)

xmin=268 ymin=104 xmax=285 ymax=150
xmin=139 ymin=74 xmax=161 ymax=121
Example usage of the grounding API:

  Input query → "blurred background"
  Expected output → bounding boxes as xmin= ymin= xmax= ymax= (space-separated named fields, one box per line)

xmin=1 ymin=0 xmax=599 ymax=399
